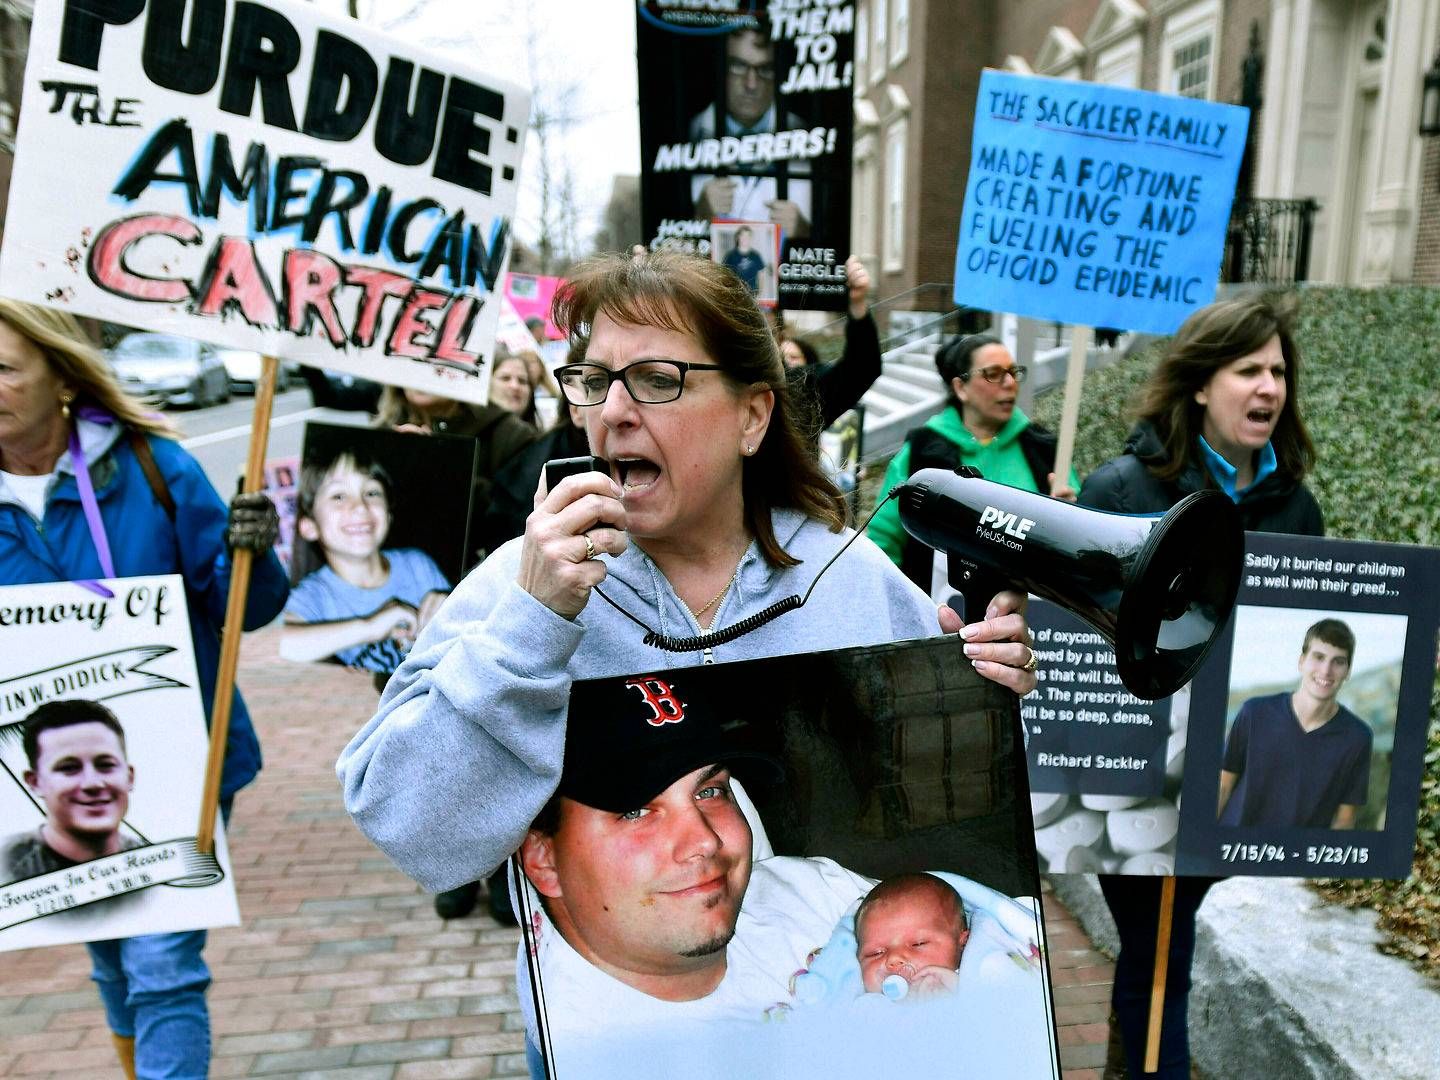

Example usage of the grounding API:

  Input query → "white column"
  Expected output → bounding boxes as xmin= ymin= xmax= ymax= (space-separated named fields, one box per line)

xmin=1256 ymin=1 xmax=1291 ymax=196
xmin=1359 ymin=0 xmax=1435 ymax=283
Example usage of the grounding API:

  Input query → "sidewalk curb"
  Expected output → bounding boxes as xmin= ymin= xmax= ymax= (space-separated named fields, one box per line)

xmin=1046 ymin=873 xmax=1440 ymax=1080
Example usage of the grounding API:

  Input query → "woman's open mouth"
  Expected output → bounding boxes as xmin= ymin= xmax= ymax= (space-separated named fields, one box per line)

xmin=614 ymin=457 xmax=661 ymax=494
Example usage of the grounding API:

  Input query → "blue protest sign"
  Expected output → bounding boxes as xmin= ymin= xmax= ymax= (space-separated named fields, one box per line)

xmin=954 ymin=71 xmax=1249 ymax=335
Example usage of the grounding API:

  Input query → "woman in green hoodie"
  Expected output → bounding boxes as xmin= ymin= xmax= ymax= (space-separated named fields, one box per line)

xmin=868 ymin=334 xmax=1077 ymax=593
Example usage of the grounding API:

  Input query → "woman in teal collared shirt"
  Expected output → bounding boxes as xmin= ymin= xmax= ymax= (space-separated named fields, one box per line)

xmin=1078 ymin=292 xmax=1323 ymax=1078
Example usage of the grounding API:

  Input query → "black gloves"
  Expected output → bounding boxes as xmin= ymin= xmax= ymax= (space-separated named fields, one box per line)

xmin=225 ymin=492 xmax=280 ymax=553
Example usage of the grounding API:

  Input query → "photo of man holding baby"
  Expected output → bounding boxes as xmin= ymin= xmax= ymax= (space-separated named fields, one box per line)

xmin=515 ymin=641 xmax=1059 ymax=1080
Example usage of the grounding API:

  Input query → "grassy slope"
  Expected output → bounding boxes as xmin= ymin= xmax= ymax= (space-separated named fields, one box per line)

xmin=1028 ymin=286 xmax=1440 ymax=979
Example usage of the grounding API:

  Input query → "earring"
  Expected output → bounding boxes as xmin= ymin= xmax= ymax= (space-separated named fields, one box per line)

xmin=60 ymin=394 xmax=73 ymax=421
xmin=743 ymin=444 xmax=754 ymax=455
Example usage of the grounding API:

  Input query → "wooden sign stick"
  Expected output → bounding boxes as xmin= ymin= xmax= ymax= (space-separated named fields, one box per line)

xmin=196 ymin=355 xmax=280 ymax=853
xmin=1048 ymin=324 xmax=1091 ymax=493
xmin=1143 ymin=874 xmax=1178 ymax=1073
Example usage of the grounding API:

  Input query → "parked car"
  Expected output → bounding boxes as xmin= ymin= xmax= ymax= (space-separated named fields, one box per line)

xmin=218 ymin=348 xmax=291 ymax=395
xmin=109 ymin=334 xmax=231 ymax=408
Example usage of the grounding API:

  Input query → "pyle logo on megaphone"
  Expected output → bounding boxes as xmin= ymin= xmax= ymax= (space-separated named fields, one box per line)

xmin=978 ymin=505 xmax=1036 ymax=548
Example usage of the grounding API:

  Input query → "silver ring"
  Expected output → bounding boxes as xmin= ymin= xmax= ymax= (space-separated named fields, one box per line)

xmin=582 ymin=534 xmax=597 ymax=561
xmin=1022 ymin=645 xmax=1038 ymax=672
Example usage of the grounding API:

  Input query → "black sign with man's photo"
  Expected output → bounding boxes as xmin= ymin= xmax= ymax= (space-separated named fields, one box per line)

xmin=517 ymin=637 xmax=1060 ymax=1080
xmin=1025 ymin=533 xmax=1439 ymax=879
xmin=636 ymin=0 xmax=855 ymax=311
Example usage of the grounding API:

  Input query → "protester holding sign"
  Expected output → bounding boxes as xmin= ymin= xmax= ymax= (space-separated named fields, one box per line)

xmin=1076 ymin=292 xmax=1322 ymax=1078
xmin=868 ymin=334 xmax=1078 ymax=594
xmin=0 ymin=300 xmax=286 ymax=1079
xmin=782 ymin=255 xmax=882 ymax=434
xmin=337 ymin=251 xmax=1036 ymax=1072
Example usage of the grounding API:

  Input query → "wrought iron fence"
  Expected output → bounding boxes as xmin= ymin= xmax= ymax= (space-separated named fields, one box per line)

xmin=1223 ymin=198 xmax=1320 ymax=285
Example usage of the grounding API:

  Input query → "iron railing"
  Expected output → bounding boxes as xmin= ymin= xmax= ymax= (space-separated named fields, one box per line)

xmin=1223 ymin=198 xmax=1320 ymax=285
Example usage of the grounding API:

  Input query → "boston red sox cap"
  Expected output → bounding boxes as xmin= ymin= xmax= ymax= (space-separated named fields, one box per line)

xmin=560 ymin=667 xmax=784 ymax=814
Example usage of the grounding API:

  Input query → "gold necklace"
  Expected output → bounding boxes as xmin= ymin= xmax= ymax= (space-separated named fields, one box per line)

xmin=685 ymin=563 xmax=742 ymax=622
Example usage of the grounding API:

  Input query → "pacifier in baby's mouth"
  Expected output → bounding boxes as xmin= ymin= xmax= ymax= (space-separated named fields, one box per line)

xmin=881 ymin=963 xmax=917 ymax=1000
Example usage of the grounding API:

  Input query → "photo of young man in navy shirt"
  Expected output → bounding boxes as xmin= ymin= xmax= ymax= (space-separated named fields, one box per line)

xmin=1216 ymin=619 xmax=1373 ymax=830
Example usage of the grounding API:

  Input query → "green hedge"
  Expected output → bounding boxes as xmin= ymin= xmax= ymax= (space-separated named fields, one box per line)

xmin=1031 ymin=286 xmax=1440 ymax=978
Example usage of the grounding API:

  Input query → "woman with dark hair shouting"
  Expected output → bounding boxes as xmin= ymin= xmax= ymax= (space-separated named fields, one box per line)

xmin=1080 ymin=292 xmax=1322 ymax=1078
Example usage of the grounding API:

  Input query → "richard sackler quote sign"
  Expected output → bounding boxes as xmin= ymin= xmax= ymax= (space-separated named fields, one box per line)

xmin=0 ymin=0 xmax=530 ymax=403
xmin=1024 ymin=534 xmax=1440 ymax=880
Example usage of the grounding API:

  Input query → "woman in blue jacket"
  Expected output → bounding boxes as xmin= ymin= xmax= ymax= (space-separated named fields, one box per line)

xmin=0 ymin=299 xmax=287 ymax=1078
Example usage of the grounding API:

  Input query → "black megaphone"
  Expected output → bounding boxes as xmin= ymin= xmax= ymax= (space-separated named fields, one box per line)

xmin=896 ymin=467 xmax=1243 ymax=700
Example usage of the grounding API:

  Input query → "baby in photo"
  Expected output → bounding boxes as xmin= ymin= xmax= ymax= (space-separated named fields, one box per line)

xmin=280 ymin=449 xmax=451 ymax=675
xmin=855 ymin=873 xmax=970 ymax=1001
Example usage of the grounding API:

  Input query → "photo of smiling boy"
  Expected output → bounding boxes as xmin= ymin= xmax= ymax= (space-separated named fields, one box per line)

xmin=1217 ymin=618 xmax=1373 ymax=829
xmin=0 ymin=701 xmax=142 ymax=885
xmin=279 ymin=449 xmax=451 ymax=675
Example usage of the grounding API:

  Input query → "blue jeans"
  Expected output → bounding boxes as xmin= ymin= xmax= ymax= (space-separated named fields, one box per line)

xmin=1099 ymin=875 xmax=1218 ymax=1079
xmin=88 ymin=798 xmax=231 ymax=1079
xmin=89 ymin=929 xmax=212 ymax=1078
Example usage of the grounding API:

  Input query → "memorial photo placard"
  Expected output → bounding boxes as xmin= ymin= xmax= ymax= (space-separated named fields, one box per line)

xmin=1024 ymin=534 xmax=1439 ymax=879
xmin=0 ymin=0 xmax=530 ymax=403
xmin=519 ymin=637 xmax=1059 ymax=1080
xmin=279 ymin=423 xmax=477 ymax=677
xmin=0 ymin=576 xmax=240 ymax=952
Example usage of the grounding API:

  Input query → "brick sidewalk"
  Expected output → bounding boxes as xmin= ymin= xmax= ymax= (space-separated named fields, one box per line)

xmin=0 ymin=627 xmax=1114 ymax=1078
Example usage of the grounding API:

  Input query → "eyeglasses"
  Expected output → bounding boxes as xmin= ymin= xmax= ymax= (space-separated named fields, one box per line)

xmin=725 ymin=58 xmax=775 ymax=80
xmin=555 ymin=359 xmax=726 ymax=406
xmin=960 ymin=364 xmax=1028 ymax=386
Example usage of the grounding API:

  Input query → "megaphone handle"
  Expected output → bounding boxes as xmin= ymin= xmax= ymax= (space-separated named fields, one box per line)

xmin=949 ymin=552 xmax=1013 ymax=626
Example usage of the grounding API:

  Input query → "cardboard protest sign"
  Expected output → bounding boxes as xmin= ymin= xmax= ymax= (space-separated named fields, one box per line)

xmin=278 ymin=423 xmax=477 ymax=677
xmin=636 ymin=0 xmax=855 ymax=311
xmin=0 ymin=576 xmax=239 ymax=951
xmin=955 ymin=70 xmax=1248 ymax=334
xmin=1025 ymin=534 xmax=1439 ymax=879
xmin=0 ymin=0 xmax=529 ymax=404
xmin=519 ymin=638 xmax=1059 ymax=1080
xmin=503 ymin=273 xmax=563 ymax=340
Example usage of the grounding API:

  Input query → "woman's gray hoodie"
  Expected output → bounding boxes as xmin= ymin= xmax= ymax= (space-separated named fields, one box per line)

xmin=336 ymin=509 xmax=940 ymax=890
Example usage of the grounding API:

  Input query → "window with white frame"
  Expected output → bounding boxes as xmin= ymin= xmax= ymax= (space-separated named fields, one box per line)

xmin=1159 ymin=0 xmax=1220 ymax=100
xmin=1172 ymin=36 xmax=1211 ymax=96
xmin=883 ymin=118 xmax=906 ymax=270
xmin=872 ymin=0 xmax=887 ymax=86
xmin=892 ymin=0 xmax=910 ymax=65
xmin=856 ymin=4 xmax=869 ymax=91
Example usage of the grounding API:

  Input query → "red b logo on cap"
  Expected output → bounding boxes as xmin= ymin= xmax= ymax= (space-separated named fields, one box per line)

xmin=625 ymin=677 xmax=686 ymax=727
